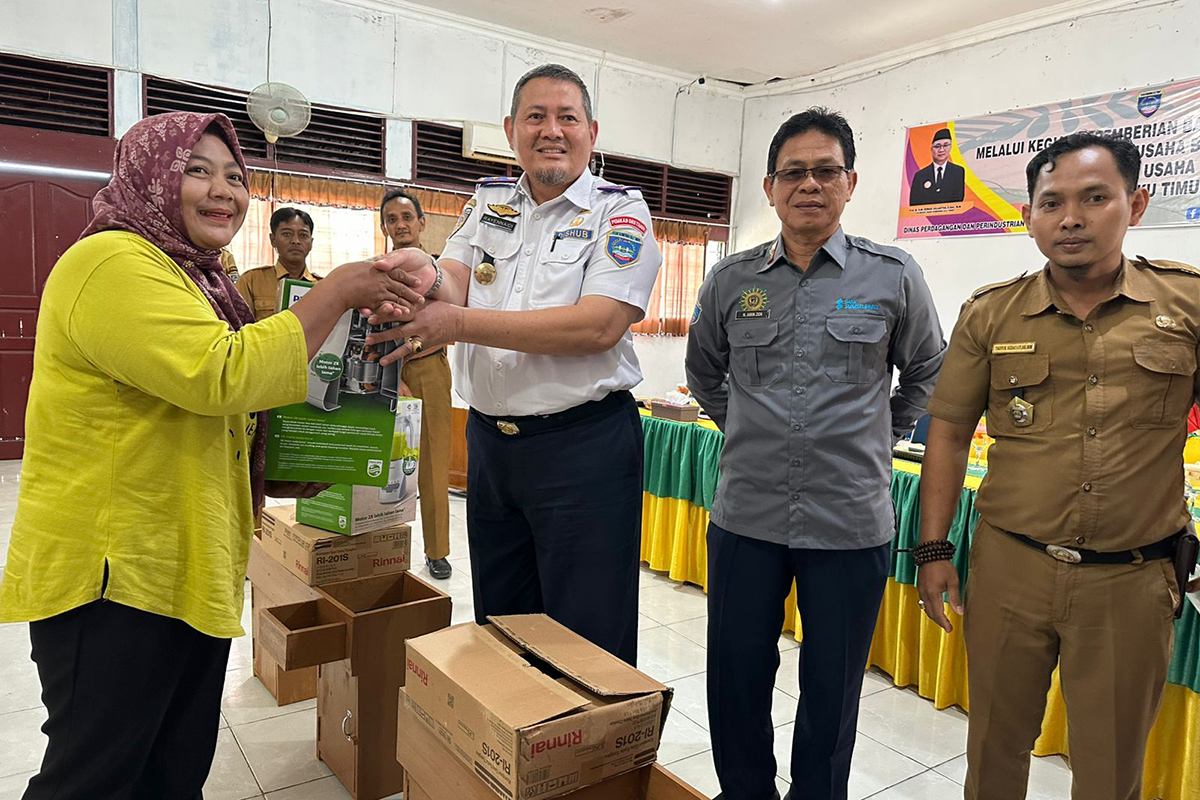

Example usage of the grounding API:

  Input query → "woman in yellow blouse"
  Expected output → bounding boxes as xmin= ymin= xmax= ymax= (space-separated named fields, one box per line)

xmin=0 ymin=112 xmax=419 ymax=799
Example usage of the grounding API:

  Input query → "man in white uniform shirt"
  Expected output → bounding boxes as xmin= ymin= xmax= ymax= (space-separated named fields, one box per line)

xmin=367 ymin=64 xmax=662 ymax=663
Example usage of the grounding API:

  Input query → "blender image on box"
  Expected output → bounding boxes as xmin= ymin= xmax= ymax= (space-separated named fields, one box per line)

xmin=383 ymin=400 xmax=421 ymax=504
xmin=308 ymin=310 xmax=401 ymax=412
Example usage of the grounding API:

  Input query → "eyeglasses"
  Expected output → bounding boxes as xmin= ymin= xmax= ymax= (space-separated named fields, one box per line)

xmin=770 ymin=166 xmax=851 ymax=186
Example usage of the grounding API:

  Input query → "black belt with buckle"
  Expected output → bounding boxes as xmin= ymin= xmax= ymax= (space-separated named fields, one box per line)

xmin=1003 ymin=528 xmax=1181 ymax=565
xmin=472 ymin=390 xmax=632 ymax=437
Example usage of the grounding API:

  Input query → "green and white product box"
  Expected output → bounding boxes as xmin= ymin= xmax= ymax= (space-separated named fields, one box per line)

xmin=265 ymin=278 xmax=401 ymax=487
xmin=296 ymin=397 xmax=422 ymax=535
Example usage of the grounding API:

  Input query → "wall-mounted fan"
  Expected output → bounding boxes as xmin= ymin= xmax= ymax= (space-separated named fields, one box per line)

xmin=247 ymin=82 xmax=311 ymax=143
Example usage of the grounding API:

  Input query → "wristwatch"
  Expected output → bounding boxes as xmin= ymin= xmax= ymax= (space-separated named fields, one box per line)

xmin=424 ymin=256 xmax=444 ymax=298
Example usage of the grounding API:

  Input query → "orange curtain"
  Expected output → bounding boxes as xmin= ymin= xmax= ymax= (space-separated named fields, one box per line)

xmin=405 ymin=187 xmax=468 ymax=217
xmin=248 ymin=172 xmax=383 ymax=210
xmin=632 ymin=220 xmax=710 ymax=336
xmin=232 ymin=172 xmax=470 ymax=276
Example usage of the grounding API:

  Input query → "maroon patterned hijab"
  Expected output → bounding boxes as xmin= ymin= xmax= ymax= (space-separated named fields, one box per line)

xmin=82 ymin=111 xmax=269 ymax=513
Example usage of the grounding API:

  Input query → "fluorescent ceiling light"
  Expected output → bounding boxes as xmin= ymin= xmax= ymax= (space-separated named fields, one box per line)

xmin=0 ymin=161 xmax=111 ymax=180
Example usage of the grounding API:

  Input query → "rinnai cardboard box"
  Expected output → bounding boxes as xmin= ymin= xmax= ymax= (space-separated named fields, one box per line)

xmin=265 ymin=278 xmax=401 ymax=487
xmin=295 ymin=398 xmax=422 ymax=535
xmin=398 ymin=697 xmax=706 ymax=800
xmin=258 ymin=571 xmax=452 ymax=800
xmin=261 ymin=505 xmax=410 ymax=587
xmin=247 ymin=538 xmax=321 ymax=704
xmin=403 ymin=615 xmax=674 ymax=800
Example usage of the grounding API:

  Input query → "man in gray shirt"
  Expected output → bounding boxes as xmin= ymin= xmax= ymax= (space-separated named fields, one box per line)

xmin=685 ymin=107 xmax=945 ymax=800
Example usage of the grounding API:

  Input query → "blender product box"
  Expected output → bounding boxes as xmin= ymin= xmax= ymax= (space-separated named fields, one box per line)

xmin=265 ymin=278 xmax=401 ymax=487
xmin=296 ymin=398 xmax=422 ymax=535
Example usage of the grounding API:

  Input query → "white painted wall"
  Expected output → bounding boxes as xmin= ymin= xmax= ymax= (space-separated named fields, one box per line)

xmin=632 ymin=336 xmax=689 ymax=398
xmin=734 ymin=0 xmax=1200 ymax=330
xmin=0 ymin=0 xmax=744 ymax=180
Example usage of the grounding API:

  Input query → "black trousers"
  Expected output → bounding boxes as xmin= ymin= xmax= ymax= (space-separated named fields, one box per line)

xmin=466 ymin=392 xmax=643 ymax=664
xmin=23 ymin=599 xmax=231 ymax=800
xmin=707 ymin=523 xmax=890 ymax=800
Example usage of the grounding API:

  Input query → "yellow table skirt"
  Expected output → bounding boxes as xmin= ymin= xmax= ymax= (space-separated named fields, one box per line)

xmin=639 ymin=491 xmax=1199 ymax=800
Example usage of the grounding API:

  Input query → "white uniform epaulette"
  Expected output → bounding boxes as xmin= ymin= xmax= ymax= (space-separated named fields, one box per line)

xmin=597 ymin=184 xmax=634 ymax=193
xmin=475 ymin=176 xmax=519 ymax=187
xmin=968 ymin=272 xmax=1029 ymax=303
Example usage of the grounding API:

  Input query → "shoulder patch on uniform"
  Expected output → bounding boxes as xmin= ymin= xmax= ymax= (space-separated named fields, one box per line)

xmin=846 ymin=235 xmax=910 ymax=265
xmin=1136 ymin=255 xmax=1200 ymax=276
xmin=968 ymin=272 xmax=1029 ymax=302
xmin=475 ymin=176 xmax=519 ymax=186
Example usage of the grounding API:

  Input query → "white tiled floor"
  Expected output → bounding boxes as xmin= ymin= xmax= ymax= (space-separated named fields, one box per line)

xmin=0 ymin=465 xmax=1077 ymax=800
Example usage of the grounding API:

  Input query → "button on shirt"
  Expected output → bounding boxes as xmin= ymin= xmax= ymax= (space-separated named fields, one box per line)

xmin=927 ymin=257 xmax=1200 ymax=550
xmin=441 ymin=170 xmax=662 ymax=416
xmin=685 ymin=229 xmax=946 ymax=549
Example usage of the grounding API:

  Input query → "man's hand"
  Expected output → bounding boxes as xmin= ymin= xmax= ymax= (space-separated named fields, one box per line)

xmin=916 ymin=559 xmax=964 ymax=633
xmin=399 ymin=380 xmax=413 ymax=398
xmin=366 ymin=301 xmax=464 ymax=366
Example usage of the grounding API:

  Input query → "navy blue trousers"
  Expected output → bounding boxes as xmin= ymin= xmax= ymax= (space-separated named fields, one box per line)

xmin=707 ymin=522 xmax=890 ymax=800
xmin=465 ymin=392 xmax=643 ymax=664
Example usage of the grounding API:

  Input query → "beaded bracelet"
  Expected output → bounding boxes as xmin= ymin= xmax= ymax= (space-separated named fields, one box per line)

xmin=906 ymin=539 xmax=955 ymax=565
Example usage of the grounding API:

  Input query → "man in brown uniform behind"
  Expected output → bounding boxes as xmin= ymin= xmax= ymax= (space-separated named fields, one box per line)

xmin=916 ymin=132 xmax=1200 ymax=800
xmin=380 ymin=187 xmax=454 ymax=579
xmin=237 ymin=207 xmax=319 ymax=320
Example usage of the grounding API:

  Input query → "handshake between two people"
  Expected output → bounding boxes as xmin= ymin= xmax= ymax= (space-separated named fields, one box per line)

xmin=324 ymin=247 xmax=462 ymax=368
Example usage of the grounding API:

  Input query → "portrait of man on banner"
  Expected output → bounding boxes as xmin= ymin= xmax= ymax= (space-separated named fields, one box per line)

xmin=909 ymin=127 xmax=966 ymax=205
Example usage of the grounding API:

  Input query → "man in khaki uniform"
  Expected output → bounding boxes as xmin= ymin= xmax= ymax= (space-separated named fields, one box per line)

xmin=380 ymin=188 xmax=454 ymax=579
xmin=916 ymin=132 xmax=1200 ymax=800
xmin=237 ymin=207 xmax=318 ymax=320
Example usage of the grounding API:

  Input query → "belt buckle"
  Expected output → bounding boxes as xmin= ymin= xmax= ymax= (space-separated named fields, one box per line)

xmin=496 ymin=420 xmax=520 ymax=436
xmin=1045 ymin=544 xmax=1082 ymax=564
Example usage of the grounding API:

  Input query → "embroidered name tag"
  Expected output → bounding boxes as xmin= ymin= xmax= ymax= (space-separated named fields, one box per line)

xmin=991 ymin=342 xmax=1036 ymax=354
xmin=480 ymin=214 xmax=517 ymax=232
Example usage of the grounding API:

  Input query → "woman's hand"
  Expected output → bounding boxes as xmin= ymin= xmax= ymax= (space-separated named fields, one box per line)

xmin=264 ymin=480 xmax=331 ymax=499
xmin=321 ymin=259 xmax=422 ymax=318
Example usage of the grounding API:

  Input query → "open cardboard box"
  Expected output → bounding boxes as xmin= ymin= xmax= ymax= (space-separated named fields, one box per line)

xmin=403 ymin=615 xmax=674 ymax=800
xmin=258 ymin=571 xmax=452 ymax=800
xmin=398 ymin=694 xmax=707 ymax=800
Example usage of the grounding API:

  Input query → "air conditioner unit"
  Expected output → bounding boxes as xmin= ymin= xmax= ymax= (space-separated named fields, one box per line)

xmin=462 ymin=121 xmax=517 ymax=165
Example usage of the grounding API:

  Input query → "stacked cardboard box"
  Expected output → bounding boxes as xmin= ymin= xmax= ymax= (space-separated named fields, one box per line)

xmin=399 ymin=615 xmax=681 ymax=800
xmin=247 ymin=537 xmax=321 ymax=705
xmin=259 ymin=505 xmax=412 ymax=587
xmin=400 ymin=699 xmax=707 ymax=800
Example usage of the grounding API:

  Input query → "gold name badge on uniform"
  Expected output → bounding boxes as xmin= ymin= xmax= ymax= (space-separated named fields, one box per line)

xmin=474 ymin=262 xmax=497 ymax=285
xmin=1007 ymin=396 xmax=1034 ymax=427
xmin=992 ymin=342 xmax=1037 ymax=354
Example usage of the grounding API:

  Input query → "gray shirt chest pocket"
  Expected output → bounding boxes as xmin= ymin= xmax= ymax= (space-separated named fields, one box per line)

xmin=730 ymin=321 xmax=781 ymax=387
xmin=825 ymin=315 xmax=888 ymax=384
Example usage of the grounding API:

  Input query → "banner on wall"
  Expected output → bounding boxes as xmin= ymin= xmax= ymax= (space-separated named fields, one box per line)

xmin=896 ymin=76 xmax=1200 ymax=239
